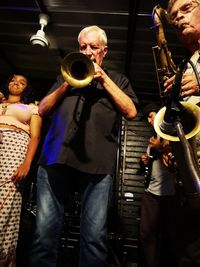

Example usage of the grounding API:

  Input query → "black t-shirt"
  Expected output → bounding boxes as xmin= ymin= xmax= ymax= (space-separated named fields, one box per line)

xmin=39 ymin=70 xmax=138 ymax=174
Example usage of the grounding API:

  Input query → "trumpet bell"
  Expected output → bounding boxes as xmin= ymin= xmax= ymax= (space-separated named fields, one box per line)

xmin=61 ymin=52 xmax=95 ymax=88
xmin=154 ymin=101 xmax=200 ymax=141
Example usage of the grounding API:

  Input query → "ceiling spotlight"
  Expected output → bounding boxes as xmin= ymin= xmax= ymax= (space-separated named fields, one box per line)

xmin=30 ymin=13 xmax=50 ymax=47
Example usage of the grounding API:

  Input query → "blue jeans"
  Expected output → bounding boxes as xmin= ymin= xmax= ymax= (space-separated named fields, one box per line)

xmin=30 ymin=164 xmax=113 ymax=267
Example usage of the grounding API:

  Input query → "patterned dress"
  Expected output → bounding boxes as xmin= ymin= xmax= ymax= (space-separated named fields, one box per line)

xmin=0 ymin=129 xmax=29 ymax=264
xmin=0 ymin=103 xmax=38 ymax=266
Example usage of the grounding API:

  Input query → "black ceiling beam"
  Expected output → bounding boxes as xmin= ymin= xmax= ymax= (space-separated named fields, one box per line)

xmin=125 ymin=0 xmax=140 ymax=77
xmin=0 ymin=50 xmax=17 ymax=73
xmin=34 ymin=0 xmax=48 ymax=14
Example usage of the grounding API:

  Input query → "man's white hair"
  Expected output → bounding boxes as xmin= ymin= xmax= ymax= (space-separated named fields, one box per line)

xmin=78 ymin=25 xmax=107 ymax=46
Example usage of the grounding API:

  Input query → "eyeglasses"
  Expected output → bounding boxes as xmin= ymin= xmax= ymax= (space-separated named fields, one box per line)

xmin=169 ymin=0 xmax=199 ymax=23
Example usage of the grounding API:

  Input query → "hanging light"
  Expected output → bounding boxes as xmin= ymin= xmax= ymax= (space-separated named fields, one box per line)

xmin=30 ymin=13 xmax=50 ymax=47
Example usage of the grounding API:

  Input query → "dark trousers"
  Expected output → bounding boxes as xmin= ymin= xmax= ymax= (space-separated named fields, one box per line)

xmin=139 ymin=191 xmax=179 ymax=267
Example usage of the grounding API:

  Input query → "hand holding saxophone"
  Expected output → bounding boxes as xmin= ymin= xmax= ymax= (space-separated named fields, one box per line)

xmin=164 ymin=72 xmax=200 ymax=97
xmin=140 ymin=153 xmax=150 ymax=166
xmin=149 ymin=136 xmax=163 ymax=149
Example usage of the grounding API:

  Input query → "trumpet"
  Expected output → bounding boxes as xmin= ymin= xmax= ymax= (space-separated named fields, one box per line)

xmin=61 ymin=52 xmax=95 ymax=88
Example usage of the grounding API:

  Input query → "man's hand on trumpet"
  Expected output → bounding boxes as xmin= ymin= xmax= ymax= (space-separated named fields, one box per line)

xmin=93 ymin=62 xmax=108 ymax=82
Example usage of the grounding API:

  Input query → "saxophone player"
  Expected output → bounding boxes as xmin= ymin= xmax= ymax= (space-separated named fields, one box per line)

xmin=164 ymin=0 xmax=200 ymax=169
xmin=163 ymin=1 xmax=200 ymax=266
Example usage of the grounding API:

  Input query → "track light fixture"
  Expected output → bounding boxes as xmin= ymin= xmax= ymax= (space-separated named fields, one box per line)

xmin=30 ymin=13 xmax=50 ymax=47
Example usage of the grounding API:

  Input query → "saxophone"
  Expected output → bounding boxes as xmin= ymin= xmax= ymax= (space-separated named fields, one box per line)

xmin=152 ymin=4 xmax=176 ymax=99
xmin=152 ymin=4 xmax=200 ymax=210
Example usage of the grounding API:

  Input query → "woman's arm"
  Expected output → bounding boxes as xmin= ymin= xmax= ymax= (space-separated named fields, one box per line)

xmin=0 ymin=92 xmax=4 ymax=103
xmin=12 ymin=114 xmax=42 ymax=181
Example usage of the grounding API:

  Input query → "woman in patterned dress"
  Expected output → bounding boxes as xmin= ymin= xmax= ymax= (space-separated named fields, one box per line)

xmin=0 ymin=74 xmax=42 ymax=267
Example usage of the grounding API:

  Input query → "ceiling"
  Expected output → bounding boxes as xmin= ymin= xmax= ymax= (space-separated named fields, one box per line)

xmin=0 ymin=0 xmax=188 ymax=105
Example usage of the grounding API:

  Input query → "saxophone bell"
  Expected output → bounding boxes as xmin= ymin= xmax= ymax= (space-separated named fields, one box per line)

xmin=154 ymin=102 xmax=200 ymax=142
xmin=154 ymin=102 xmax=200 ymax=210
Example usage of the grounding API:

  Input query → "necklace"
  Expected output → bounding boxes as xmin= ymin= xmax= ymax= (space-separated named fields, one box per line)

xmin=1 ymin=101 xmax=21 ymax=115
xmin=1 ymin=102 xmax=8 ymax=115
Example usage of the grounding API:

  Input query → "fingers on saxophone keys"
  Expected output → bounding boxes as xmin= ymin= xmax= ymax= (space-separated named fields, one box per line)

xmin=164 ymin=78 xmax=173 ymax=94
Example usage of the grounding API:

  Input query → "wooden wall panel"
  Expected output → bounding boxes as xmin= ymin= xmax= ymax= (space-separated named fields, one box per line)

xmin=116 ymin=112 xmax=154 ymax=262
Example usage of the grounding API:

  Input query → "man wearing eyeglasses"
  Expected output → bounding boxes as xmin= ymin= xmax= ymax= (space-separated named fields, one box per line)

xmin=165 ymin=0 xmax=200 ymax=170
xmin=164 ymin=0 xmax=200 ymax=103
xmin=164 ymin=2 xmax=200 ymax=267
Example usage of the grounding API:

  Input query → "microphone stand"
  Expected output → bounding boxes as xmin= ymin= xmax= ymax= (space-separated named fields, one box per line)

xmin=174 ymin=119 xmax=200 ymax=195
xmin=160 ymin=59 xmax=187 ymax=134
xmin=160 ymin=59 xmax=200 ymax=195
